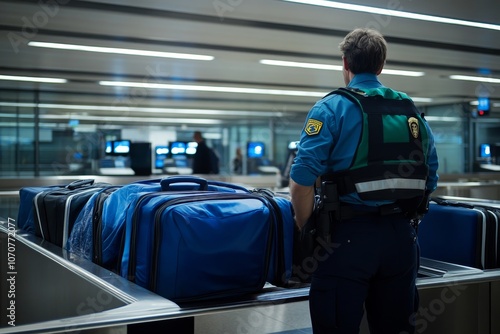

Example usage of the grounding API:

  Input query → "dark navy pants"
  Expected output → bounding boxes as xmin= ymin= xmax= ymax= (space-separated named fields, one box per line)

xmin=309 ymin=215 xmax=419 ymax=334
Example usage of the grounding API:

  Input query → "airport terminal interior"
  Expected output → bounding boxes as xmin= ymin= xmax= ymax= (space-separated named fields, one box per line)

xmin=0 ymin=0 xmax=500 ymax=333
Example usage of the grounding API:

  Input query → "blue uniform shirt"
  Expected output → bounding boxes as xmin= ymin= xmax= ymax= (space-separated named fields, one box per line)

xmin=290 ymin=73 xmax=439 ymax=206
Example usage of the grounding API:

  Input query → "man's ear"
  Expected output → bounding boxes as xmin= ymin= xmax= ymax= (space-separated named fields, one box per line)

xmin=342 ymin=57 xmax=349 ymax=71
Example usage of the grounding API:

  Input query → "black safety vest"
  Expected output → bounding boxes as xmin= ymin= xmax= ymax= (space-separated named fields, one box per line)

xmin=322 ymin=87 xmax=429 ymax=202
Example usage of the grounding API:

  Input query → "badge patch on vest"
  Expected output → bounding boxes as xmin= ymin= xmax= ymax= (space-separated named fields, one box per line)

xmin=408 ymin=117 xmax=419 ymax=139
xmin=305 ymin=119 xmax=323 ymax=135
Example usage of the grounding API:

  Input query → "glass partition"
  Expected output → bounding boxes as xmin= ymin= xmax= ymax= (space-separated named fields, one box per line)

xmin=1 ymin=96 xmax=497 ymax=178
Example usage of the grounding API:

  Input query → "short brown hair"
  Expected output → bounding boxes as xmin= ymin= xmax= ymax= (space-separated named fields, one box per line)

xmin=339 ymin=28 xmax=387 ymax=74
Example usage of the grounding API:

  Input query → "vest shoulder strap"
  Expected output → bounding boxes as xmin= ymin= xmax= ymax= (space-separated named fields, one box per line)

xmin=323 ymin=87 xmax=367 ymax=102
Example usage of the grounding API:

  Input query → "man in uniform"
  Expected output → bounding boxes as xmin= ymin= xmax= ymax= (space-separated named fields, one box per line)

xmin=289 ymin=28 xmax=439 ymax=334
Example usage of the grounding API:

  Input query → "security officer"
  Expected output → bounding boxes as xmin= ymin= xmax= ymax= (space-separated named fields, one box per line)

xmin=290 ymin=28 xmax=439 ymax=334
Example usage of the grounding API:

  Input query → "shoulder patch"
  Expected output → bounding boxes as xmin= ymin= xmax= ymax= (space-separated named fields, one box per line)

xmin=305 ymin=118 xmax=323 ymax=136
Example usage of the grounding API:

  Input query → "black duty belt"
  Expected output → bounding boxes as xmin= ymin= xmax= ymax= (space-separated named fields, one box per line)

xmin=338 ymin=203 xmax=405 ymax=220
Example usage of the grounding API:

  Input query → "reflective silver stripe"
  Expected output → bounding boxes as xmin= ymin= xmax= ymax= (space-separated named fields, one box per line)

xmin=355 ymin=179 xmax=426 ymax=193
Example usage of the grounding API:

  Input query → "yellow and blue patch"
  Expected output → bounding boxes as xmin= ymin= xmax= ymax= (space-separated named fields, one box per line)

xmin=305 ymin=118 xmax=323 ymax=135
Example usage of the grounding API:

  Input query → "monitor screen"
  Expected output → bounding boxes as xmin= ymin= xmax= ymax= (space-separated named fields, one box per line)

xmin=155 ymin=146 xmax=169 ymax=168
xmin=170 ymin=141 xmax=187 ymax=155
xmin=105 ymin=141 xmax=113 ymax=155
xmin=155 ymin=146 xmax=169 ymax=156
xmin=247 ymin=141 xmax=265 ymax=158
xmin=186 ymin=142 xmax=198 ymax=155
xmin=478 ymin=97 xmax=490 ymax=111
xmin=113 ymin=140 xmax=130 ymax=155
xmin=480 ymin=144 xmax=491 ymax=158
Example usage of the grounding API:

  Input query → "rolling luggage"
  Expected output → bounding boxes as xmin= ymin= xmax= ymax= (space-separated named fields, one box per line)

xmin=68 ymin=178 xmax=163 ymax=270
xmin=18 ymin=184 xmax=65 ymax=233
xmin=67 ymin=185 xmax=122 ymax=266
xmin=119 ymin=176 xmax=294 ymax=302
xmin=418 ymin=197 xmax=499 ymax=269
xmin=32 ymin=179 xmax=111 ymax=248
xmin=67 ymin=177 xmax=251 ymax=272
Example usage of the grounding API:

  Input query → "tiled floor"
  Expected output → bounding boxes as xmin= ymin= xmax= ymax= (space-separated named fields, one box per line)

xmin=194 ymin=300 xmax=312 ymax=334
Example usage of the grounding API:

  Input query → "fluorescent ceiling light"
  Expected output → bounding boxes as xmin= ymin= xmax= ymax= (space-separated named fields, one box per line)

xmin=449 ymin=75 xmax=500 ymax=84
xmin=381 ymin=69 xmax=425 ymax=77
xmin=282 ymin=0 xmax=500 ymax=31
xmin=260 ymin=59 xmax=343 ymax=71
xmin=0 ymin=74 xmax=67 ymax=83
xmin=40 ymin=114 xmax=222 ymax=125
xmin=259 ymin=59 xmax=425 ymax=77
xmin=28 ymin=41 xmax=214 ymax=61
xmin=0 ymin=102 xmax=283 ymax=117
xmin=99 ymin=80 xmax=326 ymax=97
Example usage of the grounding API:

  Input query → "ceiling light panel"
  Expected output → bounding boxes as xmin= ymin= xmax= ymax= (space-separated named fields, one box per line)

xmin=0 ymin=75 xmax=67 ymax=83
xmin=282 ymin=0 xmax=500 ymax=31
xmin=28 ymin=41 xmax=214 ymax=61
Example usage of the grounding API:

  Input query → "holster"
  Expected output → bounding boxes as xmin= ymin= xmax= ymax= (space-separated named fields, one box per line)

xmin=315 ymin=181 xmax=340 ymax=244
xmin=292 ymin=181 xmax=340 ymax=275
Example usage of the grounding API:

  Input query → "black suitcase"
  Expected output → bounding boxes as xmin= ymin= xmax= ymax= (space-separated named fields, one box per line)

xmin=33 ymin=179 xmax=110 ymax=248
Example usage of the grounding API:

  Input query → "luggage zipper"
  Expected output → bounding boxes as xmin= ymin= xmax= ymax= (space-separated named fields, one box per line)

xmin=147 ymin=193 xmax=276 ymax=294
xmin=92 ymin=186 xmax=120 ymax=266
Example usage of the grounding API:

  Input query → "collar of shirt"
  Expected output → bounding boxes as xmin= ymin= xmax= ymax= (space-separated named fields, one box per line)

xmin=347 ymin=73 xmax=384 ymax=89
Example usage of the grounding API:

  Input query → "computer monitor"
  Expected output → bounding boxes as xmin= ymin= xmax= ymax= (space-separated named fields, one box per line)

xmin=112 ymin=140 xmax=131 ymax=156
xmin=186 ymin=142 xmax=198 ymax=155
xmin=170 ymin=141 xmax=187 ymax=155
xmin=247 ymin=141 xmax=265 ymax=158
xmin=155 ymin=146 xmax=170 ymax=169
xmin=105 ymin=141 xmax=113 ymax=155
xmin=480 ymin=144 xmax=491 ymax=158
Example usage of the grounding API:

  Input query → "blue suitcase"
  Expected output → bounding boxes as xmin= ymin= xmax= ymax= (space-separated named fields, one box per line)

xmin=68 ymin=179 xmax=163 ymax=270
xmin=67 ymin=185 xmax=122 ymax=266
xmin=67 ymin=176 xmax=251 ymax=271
xmin=120 ymin=176 xmax=294 ymax=302
xmin=418 ymin=198 xmax=498 ymax=269
xmin=18 ymin=184 xmax=64 ymax=233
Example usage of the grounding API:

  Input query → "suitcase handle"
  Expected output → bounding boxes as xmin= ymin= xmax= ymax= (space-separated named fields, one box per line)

xmin=66 ymin=179 xmax=94 ymax=190
xmin=160 ymin=176 xmax=209 ymax=191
